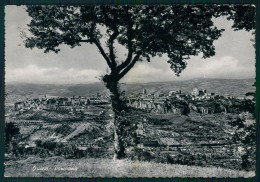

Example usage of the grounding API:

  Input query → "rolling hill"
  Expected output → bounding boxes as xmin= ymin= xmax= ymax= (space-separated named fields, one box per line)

xmin=5 ymin=78 xmax=255 ymax=101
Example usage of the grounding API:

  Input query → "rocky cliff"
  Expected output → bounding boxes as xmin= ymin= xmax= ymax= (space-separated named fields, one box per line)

xmin=128 ymin=99 xmax=254 ymax=115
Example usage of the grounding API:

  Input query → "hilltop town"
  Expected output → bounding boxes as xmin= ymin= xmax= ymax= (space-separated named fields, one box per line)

xmin=7 ymin=87 xmax=255 ymax=122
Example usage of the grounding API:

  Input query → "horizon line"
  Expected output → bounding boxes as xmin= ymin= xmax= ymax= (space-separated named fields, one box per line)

xmin=5 ymin=77 xmax=255 ymax=85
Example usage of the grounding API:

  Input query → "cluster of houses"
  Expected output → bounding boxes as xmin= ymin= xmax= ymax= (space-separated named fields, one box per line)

xmin=190 ymin=88 xmax=215 ymax=100
xmin=128 ymin=89 xmax=165 ymax=100
xmin=127 ymin=88 xmax=215 ymax=104
xmin=13 ymin=94 xmax=109 ymax=115
xmin=12 ymin=88 xmax=254 ymax=116
xmin=126 ymin=88 xmax=255 ymax=114
xmin=128 ymin=88 xmax=254 ymax=102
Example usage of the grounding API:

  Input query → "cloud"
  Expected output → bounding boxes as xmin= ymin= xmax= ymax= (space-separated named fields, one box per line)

xmin=122 ymin=63 xmax=163 ymax=83
xmin=181 ymin=56 xmax=255 ymax=79
xmin=5 ymin=6 xmax=255 ymax=84
xmin=6 ymin=65 xmax=101 ymax=84
xmin=122 ymin=61 xmax=182 ymax=83
xmin=122 ymin=56 xmax=255 ymax=83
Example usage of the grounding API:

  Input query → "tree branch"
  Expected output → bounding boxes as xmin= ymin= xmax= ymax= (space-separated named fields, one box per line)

xmin=117 ymin=34 xmax=153 ymax=80
xmin=80 ymin=39 xmax=94 ymax=43
xmin=93 ymin=39 xmax=113 ymax=69
xmin=116 ymin=20 xmax=136 ymax=72
xmin=108 ymin=29 xmax=119 ymax=68
xmin=116 ymin=35 xmax=133 ymax=72
xmin=118 ymin=52 xmax=142 ymax=80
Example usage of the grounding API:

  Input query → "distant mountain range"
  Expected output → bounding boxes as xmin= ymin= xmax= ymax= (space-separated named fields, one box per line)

xmin=6 ymin=78 xmax=255 ymax=99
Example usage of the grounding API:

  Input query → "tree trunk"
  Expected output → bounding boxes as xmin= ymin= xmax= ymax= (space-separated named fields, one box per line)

xmin=102 ymin=74 xmax=126 ymax=159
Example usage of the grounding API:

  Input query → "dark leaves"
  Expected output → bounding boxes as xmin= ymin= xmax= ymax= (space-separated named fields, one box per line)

xmin=24 ymin=5 xmax=255 ymax=76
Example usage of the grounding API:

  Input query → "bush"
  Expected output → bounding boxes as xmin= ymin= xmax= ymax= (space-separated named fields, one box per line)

xmin=5 ymin=122 xmax=20 ymax=146
xmin=54 ymin=124 xmax=73 ymax=136
xmin=166 ymin=154 xmax=175 ymax=164
xmin=35 ymin=140 xmax=43 ymax=147
xmin=5 ymin=123 xmax=20 ymax=154
xmin=42 ymin=141 xmax=57 ymax=151
xmin=230 ymin=118 xmax=256 ymax=171
xmin=240 ymin=123 xmax=256 ymax=171
xmin=228 ymin=117 xmax=244 ymax=128
xmin=20 ymin=147 xmax=51 ymax=158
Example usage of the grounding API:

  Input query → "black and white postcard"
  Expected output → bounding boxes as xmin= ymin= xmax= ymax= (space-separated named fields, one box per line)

xmin=4 ymin=4 xmax=257 ymax=177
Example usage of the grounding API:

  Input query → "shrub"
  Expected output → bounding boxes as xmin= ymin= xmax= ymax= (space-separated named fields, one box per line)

xmin=5 ymin=123 xmax=20 ymax=154
xmin=35 ymin=140 xmax=43 ymax=147
xmin=240 ymin=123 xmax=256 ymax=171
xmin=42 ymin=141 xmax=57 ymax=151
xmin=166 ymin=154 xmax=175 ymax=164
xmin=228 ymin=117 xmax=244 ymax=128
xmin=5 ymin=122 xmax=20 ymax=146
xmin=54 ymin=124 xmax=73 ymax=136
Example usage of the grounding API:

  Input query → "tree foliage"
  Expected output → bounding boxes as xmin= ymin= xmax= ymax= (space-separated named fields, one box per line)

xmin=227 ymin=5 xmax=256 ymax=32
xmin=24 ymin=5 xmax=255 ymax=78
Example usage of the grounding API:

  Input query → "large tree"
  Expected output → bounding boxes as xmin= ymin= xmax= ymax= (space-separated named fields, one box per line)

xmin=23 ymin=5 xmax=255 ymax=159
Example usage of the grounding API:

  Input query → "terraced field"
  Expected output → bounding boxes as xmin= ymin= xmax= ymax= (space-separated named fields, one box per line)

xmin=119 ymin=110 xmax=256 ymax=171
xmin=4 ymin=107 xmax=256 ymax=176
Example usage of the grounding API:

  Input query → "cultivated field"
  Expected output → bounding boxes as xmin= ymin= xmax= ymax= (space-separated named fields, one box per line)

xmin=4 ymin=104 xmax=256 ymax=177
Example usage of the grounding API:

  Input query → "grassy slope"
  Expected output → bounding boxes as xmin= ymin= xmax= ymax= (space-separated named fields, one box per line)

xmin=4 ymin=156 xmax=254 ymax=178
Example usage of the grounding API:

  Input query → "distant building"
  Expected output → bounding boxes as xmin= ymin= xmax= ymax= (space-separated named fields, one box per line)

xmin=176 ymin=94 xmax=185 ymax=100
xmin=191 ymin=88 xmax=199 ymax=96
xmin=237 ymin=96 xmax=245 ymax=100
xmin=245 ymin=96 xmax=254 ymax=100
xmin=14 ymin=102 xmax=25 ymax=110
xmin=169 ymin=90 xmax=181 ymax=96
xmin=199 ymin=90 xmax=206 ymax=96
xmin=224 ymin=94 xmax=233 ymax=99
xmin=143 ymin=89 xmax=147 ymax=95
xmin=158 ymin=93 xmax=165 ymax=97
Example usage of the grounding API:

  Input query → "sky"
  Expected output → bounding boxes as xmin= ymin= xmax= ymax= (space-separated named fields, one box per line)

xmin=5 ymin=5 xmax=256 ymax=84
